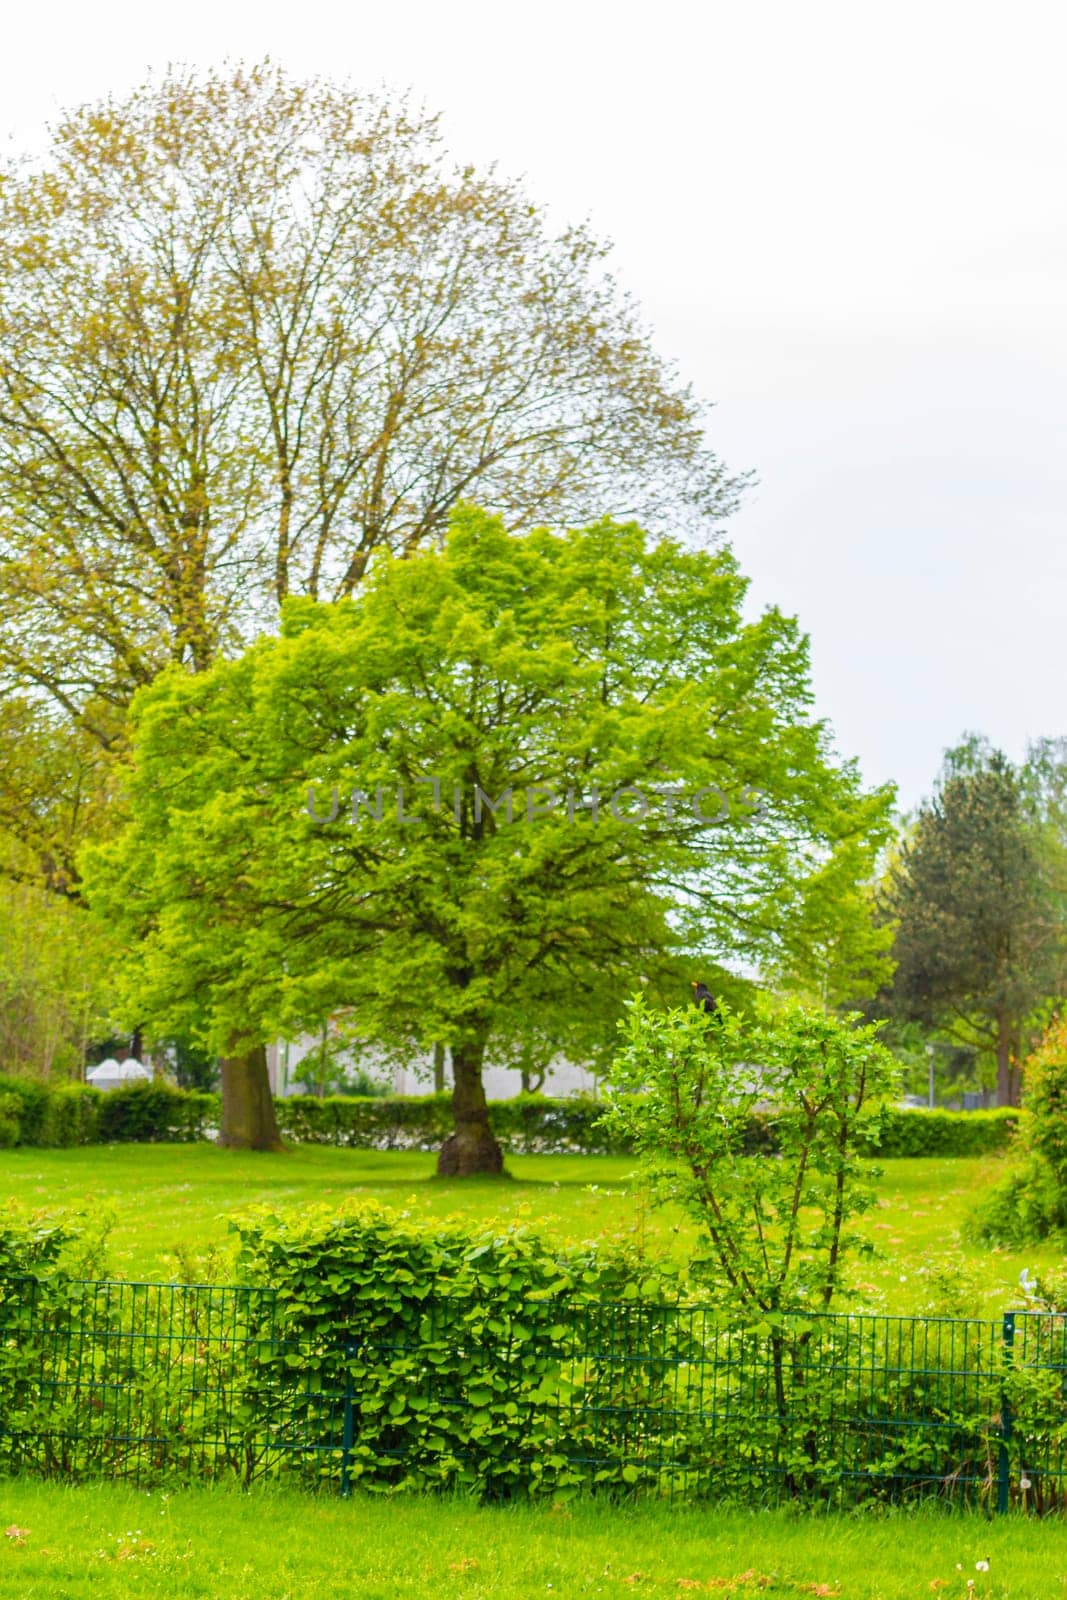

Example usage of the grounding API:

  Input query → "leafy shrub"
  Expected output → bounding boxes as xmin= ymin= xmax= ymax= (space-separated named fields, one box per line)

xmin=0 ymin=1076 xmax=52 ymax=1144
xmin=0 ymin=1076 xmax=104 ymax=1146
xmin=273 ymin=1092 xmax=455 ymax=1149
xmin=0 ymin=1205 xmax=74 ymax=1279
xmin=94 ymin=1080 xmax=216 ymax=1142
xmin=232 ymin=1199 xmax=693 ymax=1497
xmin=967 ymin=1019 xmax=1067 ymax=1245
xmin=0 ymin=1092 xmax=21 ymax=1149
xmin=0 ymin=1201 xmax=1045 ymax=1509
xmin=3 ymin=1200 xmax=1067 ymax=1510
xmin=1022 ymin=1017 xmax=1067 ymax=1182
xmin=44 ymin=1083 xmax=102 ymax=1146
xmin=967 ymin=1157 xmax=1067 ymax=1246
xmin=865 ymin=1106 xmax=1020 ymax=1158
xmin=601 ymin=999 xmax=899 ymax=1316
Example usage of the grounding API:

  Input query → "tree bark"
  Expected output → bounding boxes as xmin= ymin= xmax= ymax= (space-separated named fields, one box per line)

xmin=433 ymin=1041 xmax=447 ymax=1095
xmin=219 ymin=1041 xmax=284 ymax=1150
xmin=996 ymin=1012 xmax=1020 ymax=1108
xmin=437 ymin=1036 xmax=504 ymax=1176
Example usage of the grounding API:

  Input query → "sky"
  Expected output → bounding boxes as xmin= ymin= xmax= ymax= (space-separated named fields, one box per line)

xmin=2 ymin=0 xmax=1064 ymax=812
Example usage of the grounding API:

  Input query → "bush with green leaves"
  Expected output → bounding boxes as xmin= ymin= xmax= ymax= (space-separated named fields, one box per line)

xmin=0 ymin=1201 xmax=1063 ymax=1509
xmin=0 ymin=1076 xmax=216 ymax=1147
xmin=233 ymin=1199 xmax=695 ymax=1498
xmin=968 ymin=1017 xmax=1067 ymax=1245
xmin=94 ymin=1080 xmax=216 ymax=1142
xmin=869 ymin=1105 xmax=1019 ymax=1157
xmin=600 ymin=998 xmax=900 ymax=1317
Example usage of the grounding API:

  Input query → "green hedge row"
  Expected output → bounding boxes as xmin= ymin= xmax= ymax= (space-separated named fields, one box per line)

xmin=273 ymin=1091 xmax=631 ymax=1152
xmin=0 ymin=1075 xmax=1022 ymax=1157
xmin=0 ymin=1076 xmax=216 ymax=1147
xmin=271 ymin=1095 xmax=1023 ymax=1158
xmin=866 ymin=1105 xmax=1021 ymax=1158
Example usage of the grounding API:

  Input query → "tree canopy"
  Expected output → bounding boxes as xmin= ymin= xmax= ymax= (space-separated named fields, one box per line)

xmin=83 ymin=506 xmax=894 ymax=1166
xmin=0 ymin=62 xmax=739 ymax=765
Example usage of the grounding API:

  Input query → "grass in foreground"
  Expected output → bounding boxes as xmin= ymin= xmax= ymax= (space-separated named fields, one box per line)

xmin=0 ymin=1143 xmax=1057 ymax=1315
xmin=0 ymin=1481 xmax=1063 ymax=1600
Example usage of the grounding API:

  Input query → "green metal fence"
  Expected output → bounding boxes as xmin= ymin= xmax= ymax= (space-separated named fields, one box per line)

xmin=0 ymin=1276 xmax=1064 ymax=1509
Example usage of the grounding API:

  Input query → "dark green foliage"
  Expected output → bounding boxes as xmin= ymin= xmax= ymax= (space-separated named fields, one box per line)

xmin=884 ymin=744 xmax=1067 ymax=1105
xmin=234 ymin=1202 xmax=687 ymax=1498
xmin=275 ymin=1094 xmax=1019 ymax=1159
xmin=273 ymin=1092 xmax=629 ymax=1152
xmin=0 ymin=1076 xmax=214 ymax=1146
xmin=169 ymin=1038 xmax=220 ymax=1093
xmin=1022 ymin=1017 xmax=1067 ymax=1183
xmin=95 ymin=1081 xmax=217 ymax=1142
xmin=0 ymin=1076 xmax=53 ymax=1145
xmin=0 ymin=1077 xmax=102 ymax=1147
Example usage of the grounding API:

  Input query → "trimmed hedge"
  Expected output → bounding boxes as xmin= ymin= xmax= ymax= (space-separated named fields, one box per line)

xmin=0 ymin=1075 xmax=1023 ymax=1157
xmin=274 ymin=1094 xmax=1022 ymax=1158
xmin=0 ymin=1076 xmax=216 ymax=1147
xmin=273 ymin=1091 xmax=630 ymax=1153
xmin=863 ymin=1105 xmax=1021 ymax=1158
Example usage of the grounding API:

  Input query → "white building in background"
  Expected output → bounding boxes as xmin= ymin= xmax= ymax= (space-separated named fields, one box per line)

xmin=265 ymin=1036 xmax=599 ymax=1100
xmin=86 ymin=1056 xmax=152 ymax=1091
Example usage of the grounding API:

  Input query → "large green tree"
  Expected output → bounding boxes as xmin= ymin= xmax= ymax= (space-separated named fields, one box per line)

xmin=884 ymin=742 xmax=1067 ymax=1106
xmin=0 ymin=63 xmax=742 ymax=1105
xmin=83 ymin=508 xmax=893 ymax=1167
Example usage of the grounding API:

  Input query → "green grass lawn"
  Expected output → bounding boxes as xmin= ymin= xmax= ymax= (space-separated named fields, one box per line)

xmin=0 ymin=1143 xmax=1057 ymax=1316
xmin=0 ymin=1481 xmax=1062 ymax=1600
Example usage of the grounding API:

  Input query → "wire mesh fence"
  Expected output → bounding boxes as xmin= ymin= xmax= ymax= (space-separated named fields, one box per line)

xmin=0 ymin=1276 xmax=1064 ymax=1509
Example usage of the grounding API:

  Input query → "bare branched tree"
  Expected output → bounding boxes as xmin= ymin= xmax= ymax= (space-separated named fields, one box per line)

xmin=0 ymin=63 xmax=743 ymax=732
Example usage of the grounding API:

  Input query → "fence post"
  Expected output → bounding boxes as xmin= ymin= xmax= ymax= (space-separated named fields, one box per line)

xmin=340 ymin=1341 xmax=356 ymax=1499
xmin=997 ymin=1312 xmax=1015 ymax=1515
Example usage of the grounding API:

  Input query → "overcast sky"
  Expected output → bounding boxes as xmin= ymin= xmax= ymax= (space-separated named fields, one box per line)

xmin=3 ymin=0 xmax=1064 ymax=811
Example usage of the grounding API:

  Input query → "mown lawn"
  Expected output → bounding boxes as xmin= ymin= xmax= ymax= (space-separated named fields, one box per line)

xmin=0 ymin=1481 xmax=1062 ymax=1600
xmin=0 ymin=1143 xmax=1056 ymax=1315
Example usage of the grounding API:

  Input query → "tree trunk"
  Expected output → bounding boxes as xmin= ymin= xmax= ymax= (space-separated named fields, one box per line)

xmin=433 ymin=1041 xmax=447 ymax=1095
xmin=219 ymin=1041 xmax=284 ymax=1150
xmin=437 ymin=1036 xmax=504 ymax=1176
xmin=996 ymin=1012 xmax=1020 ymax=1108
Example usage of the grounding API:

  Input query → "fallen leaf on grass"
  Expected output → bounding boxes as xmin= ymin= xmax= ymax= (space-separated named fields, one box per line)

xmin=116 ymin=1541 xmax=156 ymax=1561
xmin=448 ymin=1559 xmax=480 ymax=1573
xmin=929 ymin=1584 xmax=948 ymax=1593
xmin=704 ymin=1574 xmax=777 ymax=1594
xmin=3 ymin=1527 xmax=28 ymax=1544
xmin=799 ymin=1586 xmax=840 ymax=1597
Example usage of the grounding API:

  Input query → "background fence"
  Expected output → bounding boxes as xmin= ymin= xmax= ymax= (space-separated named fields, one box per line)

xmin=0 ymin=1277 xmax=1064 ymax=1509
